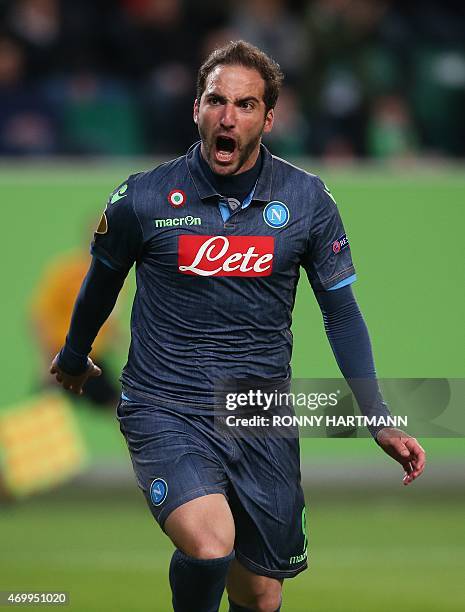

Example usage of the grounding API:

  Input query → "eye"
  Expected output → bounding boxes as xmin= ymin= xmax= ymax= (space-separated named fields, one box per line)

xmin=240 ymin=101 xmax=254 ymax=110
xmin=209 ymin=96 xmax=221 ymax=105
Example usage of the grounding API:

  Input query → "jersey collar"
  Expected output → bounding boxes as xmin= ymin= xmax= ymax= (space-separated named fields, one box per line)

xmin=186 ymin=141 xmax=273 ymax=204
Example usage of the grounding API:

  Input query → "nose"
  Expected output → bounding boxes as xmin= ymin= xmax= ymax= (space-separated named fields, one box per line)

xmin=220 ymin=103 xmax=236 ymax=129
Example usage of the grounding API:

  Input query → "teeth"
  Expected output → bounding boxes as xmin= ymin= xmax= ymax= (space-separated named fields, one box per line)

xmin=215 ymin=150 xmax=233 ymax=162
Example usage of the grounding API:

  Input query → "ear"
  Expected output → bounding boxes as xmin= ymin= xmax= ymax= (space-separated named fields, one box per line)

xmin=193 ymin=99 xmax=199 ymax=124
xmin=263 ymin=108 xmax=274 ymax=134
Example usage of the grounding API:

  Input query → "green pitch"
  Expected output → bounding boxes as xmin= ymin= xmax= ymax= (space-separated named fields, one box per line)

xmin=1 ymin=489 xmax=464 ymax=611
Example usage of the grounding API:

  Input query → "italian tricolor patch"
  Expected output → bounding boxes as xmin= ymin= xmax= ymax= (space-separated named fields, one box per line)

xmin=168 ymin=190 xmax=186 ymax=208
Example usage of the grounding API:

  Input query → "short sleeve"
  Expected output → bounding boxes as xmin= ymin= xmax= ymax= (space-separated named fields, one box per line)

xmin=91 ymin=174 xmax=143 ymax=273
xmin=302 ymin=177 xmax=356 ymax=291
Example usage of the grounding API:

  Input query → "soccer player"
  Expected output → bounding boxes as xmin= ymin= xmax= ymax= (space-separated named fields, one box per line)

xmin=50 ymin=41 xmax=426 ymax=612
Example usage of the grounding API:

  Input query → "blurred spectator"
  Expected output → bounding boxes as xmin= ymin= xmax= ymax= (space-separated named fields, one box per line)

xmin=316 ymin=66 xmax=366 ymax=158
xmin=303 ymin=0 xmax=390 ymax=156
xmin=120 ymin=0 xmax=193 ymax=78
xmin=118 ymin=0 xmax=197 ymax=153
xmin=30 ymin=244 xmax=121 ymax=408
xmin=0 ymin=0 xmax=464 ymax=158
xmin=200 ymin=27 xmax=241 ymax=62
xmin=411 ymin=48 xmax=465 ymax=156
xmin=5 ymin=0 xmax=63 ymax=79
xmin=229 ymin=0 xmax=307 ymax=83
xmin=0 ymin=35 xmax=59 ymax=154
xmin=263 ymin=85 xmax=310 ymax=158
xmin=367 ymin=94 xmax=418 ymax=159
xmin=44 ymin=72 xmax=146 ymax=155
xmin=378 ymin=0 xmax=465 ymax=156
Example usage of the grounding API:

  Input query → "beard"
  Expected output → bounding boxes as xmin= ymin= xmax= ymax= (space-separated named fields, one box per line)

xmin=197 ymin=121 xmax=264 ymax=175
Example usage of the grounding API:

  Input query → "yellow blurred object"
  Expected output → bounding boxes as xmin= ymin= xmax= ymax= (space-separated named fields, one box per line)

xmin=0 ymin=393 xmax=88 ymax=498
xmin=30 ymin=250 xmax=114 ymax=357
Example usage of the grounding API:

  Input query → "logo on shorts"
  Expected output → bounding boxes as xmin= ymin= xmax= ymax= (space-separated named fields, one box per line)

xmin=263 ymin=201 xmax=289 ymax=229
xmin=150 ymin=478 xmax=168 ymax=506
xmin=168 ymin=190 xmax=186 ymax=208
xmin=178 ymin=235 xmax=274 ymax=277
xmin=332 ymin=234 xmax=349 ymax=254
xmin=290 ymin=506 xmax=308 ymax=565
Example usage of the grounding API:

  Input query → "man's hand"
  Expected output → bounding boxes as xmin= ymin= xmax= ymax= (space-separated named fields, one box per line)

xmin=376 ymin=427 xmax=426 ymax=486
xmin=50 ymin=355 xmax=102 ymax=396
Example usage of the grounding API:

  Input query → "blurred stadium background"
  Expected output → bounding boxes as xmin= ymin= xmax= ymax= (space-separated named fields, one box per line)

xmin=0 ymin=1 xmax=464 ymax=610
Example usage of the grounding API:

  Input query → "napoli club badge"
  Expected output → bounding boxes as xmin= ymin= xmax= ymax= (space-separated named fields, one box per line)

xmin=168 ymin=190 xmax=186 ymax=208
xmin=263 ymin=201 xmax=290 ymax=228
xmin=150 ymin=478 xmax=168 ymax=506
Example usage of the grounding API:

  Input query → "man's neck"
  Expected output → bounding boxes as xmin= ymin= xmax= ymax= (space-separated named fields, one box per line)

xmin=198 ymin=145 xmax=262 ymax=202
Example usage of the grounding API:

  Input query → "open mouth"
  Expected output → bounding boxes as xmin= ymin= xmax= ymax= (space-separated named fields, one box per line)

xmin=214 ymin=135 xmax=237 ymax=163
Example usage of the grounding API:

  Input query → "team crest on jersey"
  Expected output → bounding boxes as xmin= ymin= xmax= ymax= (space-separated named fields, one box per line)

xmin=263 ymin=201 xmax=290 ymax=229
xmin=150 ymin=478 xmax=168 ymax=506
xmin=332 ymin=234 xmax=349 ymax=254
xmin=168 ymin=189 xmax=186 ymax=208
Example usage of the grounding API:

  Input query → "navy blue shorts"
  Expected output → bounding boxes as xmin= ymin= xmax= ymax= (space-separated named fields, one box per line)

xmin=117 ymin=392 xmax=308 ymax=579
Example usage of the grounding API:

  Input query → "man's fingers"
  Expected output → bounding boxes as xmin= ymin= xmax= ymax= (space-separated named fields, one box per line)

xmin=48 ymin=355 xmax=97 ymax=396
xmin=90 ymin=365 xmax=102 ymax=378
xmin=411 ymin=459 xmax=426 ymax=479
xmin=377 ymin=428 xmax=426 ymax=486
xmin=403 ymin=461 xmax=416 ymax=485
xmin=404 ymin=438 xmax=426 ymax=477
xmin=50 ymin=355 xmax=60 ymax=374
xmin=405 ymin=437 xmax=426 ymax=459
xmin=403 ymin=449 xmax=426 ymax=485
xmin=55 ymin=373 xmax=85 ymax=394
xmin=404 ymin=436 xmax=422 ymax=451
xmin=387 ymin=436 xmax=411 ymax=459
xmin=385 ymin=436 xmax=423 ymax=485
xmin=411 ymin=453 xmax=426 ymax=475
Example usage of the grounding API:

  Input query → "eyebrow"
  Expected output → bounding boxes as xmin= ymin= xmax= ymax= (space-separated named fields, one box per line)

xmin=206 ymin=93 xmax=261 ymax=105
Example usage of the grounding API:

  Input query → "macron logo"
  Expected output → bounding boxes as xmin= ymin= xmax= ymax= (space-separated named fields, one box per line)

xmin=178 ymin=235 xmax=274 ymax=277
xmin=155 ymin=216 xmax=201 ymax=228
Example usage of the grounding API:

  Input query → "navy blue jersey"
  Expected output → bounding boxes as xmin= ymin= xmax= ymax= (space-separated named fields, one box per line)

xmin=91 ymin=143 xmax=355 ymax=408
